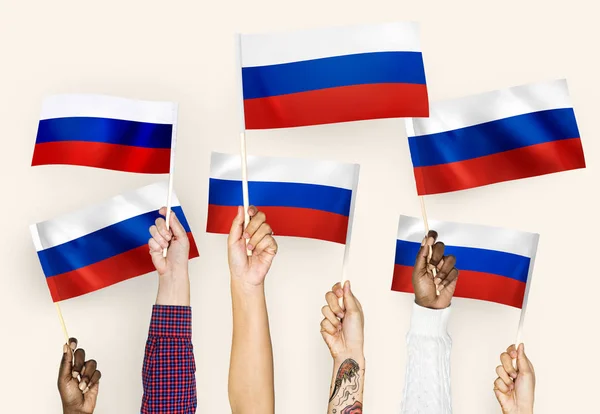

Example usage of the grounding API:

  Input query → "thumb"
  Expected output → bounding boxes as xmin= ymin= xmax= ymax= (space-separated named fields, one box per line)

xmin=58 ymin=344 xmax=73 ymax=383
xmin=516 ymin=343 xmax=532 ymax=373
xmin=413 ymin=238 xmax=429 ymax=275
xmin=228 ymin=206 xmax=245 ymax=246
xmin=343 ymin=281 xmax=360 ymax=313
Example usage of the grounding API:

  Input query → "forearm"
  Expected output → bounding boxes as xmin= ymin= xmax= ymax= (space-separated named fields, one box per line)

xmin=328 ymin=354 xmax=365 ymax=414
xmin=228 ymin=279 xmax=274 ymax=414
xmin=141 ymin=305 xmax=197 ymax=414
xmin=401 ymin=303 xmax=452 ymax=414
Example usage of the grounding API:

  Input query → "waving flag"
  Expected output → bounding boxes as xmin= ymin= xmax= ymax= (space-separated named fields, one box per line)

xmin=32 ymin=94 xmax=177 ymax=173
xmin=207 ymin=152 xmax=359 ymax=244
xmin=391 ymin=215 xmax=539 ymax=308
xmin=240 ymin=22 xmax=428 ymax=129
xmin=30 ymin=182 xmax=199 ymax=302
xmin=407 ymin=79 xmax=586 ymax=195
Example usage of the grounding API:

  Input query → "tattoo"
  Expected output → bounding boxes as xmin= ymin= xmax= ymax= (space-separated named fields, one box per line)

xmin=329 ymin=359 xmax=360 ymax=403
xmin=341 ymin=401 xmax=363 ymax=414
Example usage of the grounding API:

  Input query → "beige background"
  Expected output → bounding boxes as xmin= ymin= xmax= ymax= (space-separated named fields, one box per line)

xmin=0 ymin=0 xmax=598 ymax=412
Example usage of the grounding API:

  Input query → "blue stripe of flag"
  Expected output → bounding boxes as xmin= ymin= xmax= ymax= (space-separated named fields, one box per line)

xmin=408 ymin=108 xmax=580 ymax=167
xmin=208 ymin=178 xmax=352 ymax=216
xmin=36 ymin=117 xmax=173 ymax=149
xmin=395 ymin=240 xmax=530 ymax=283
xmin=39 ymin=207 xmax=191 ymax=278
xmin=242 ymin=51 xmax=426 ymax=100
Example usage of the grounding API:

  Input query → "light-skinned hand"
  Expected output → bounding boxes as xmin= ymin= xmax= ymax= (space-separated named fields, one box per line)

xmin=412 ymin=230 xmax=459 ymax=309
xmin=320 ymin=281 xmax=364 ymax=361
xmin=58 ymin=338 xmax=101 ymax=414
xmin=494 ymin=343 xmax=535 ymax=414
xmin=228 ymin=205 xmax=278 ymax=288
xmin=148 ymin=207 xmax=191 ymax=306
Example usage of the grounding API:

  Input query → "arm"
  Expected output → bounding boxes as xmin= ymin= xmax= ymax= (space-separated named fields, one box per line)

xmin=141 ymin=208 xmax=197 ymax=414
xmin=402 ymin=231 xmax=459 ymax=414
xmin=321 ymin=281 xmax=365 ymax=414
xmin=228 ymin=206 xmax=278 ymax=414
xmin=494 ymin=343 xmax=535 ymax=414
xmin=58 ymin=338 xmax=102 ymax=414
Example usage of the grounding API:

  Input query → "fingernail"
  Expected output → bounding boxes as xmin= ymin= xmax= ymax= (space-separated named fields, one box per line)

xmin=510 ymin=372 xmax=517 ymax=379
xmin=434 ymin=278 xmax=441 ymax=285
xmin=438 ymin=284 xmax=445 ymax=291
xmin=70 ymin=342 xmax=77 ymax=351
xmin=165 ymin=233 xmax=171 ymax=241
xmin=335 ymin=289 xmax=343 ymax=297
xmin=82 ymin=386 xmax=90 ymax=394
xmin=247 ymin=244 xmax=254 ymax=250
xmin=81 ymin=367 xmax=86 ymax=376
xmin=72 ymin=371 xmax=79 ymax=379
xmin=510 ymin=351 xmax=517 ymax=358
xmin=337 ymin=313 xmax=344 ymax=319
xmin=421 ymin=237 xmax=427 ymax=246
xmin=243 ymin=232 xmax=250 ymax=239
xmin=79 ymin=381 xmax=87 ymax=391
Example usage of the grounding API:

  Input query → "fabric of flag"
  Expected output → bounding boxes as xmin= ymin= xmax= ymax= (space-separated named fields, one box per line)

xmin=32 ymin=94 xmax=177 ymax=173
xmin=406 ymin=79 xmax=586 ymax=195
xmin=391 ymin=215 xmax=539 ymax=308
xmin=240 ymin=22 xmax=428 ymax=129
xmin=30 ymin=181 xmax=199 ymax=302
xmin=207 ymin=152 xmax=360 ymax=244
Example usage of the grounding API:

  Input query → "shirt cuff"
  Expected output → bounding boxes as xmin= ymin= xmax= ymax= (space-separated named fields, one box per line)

xmin=409 ymin=302 xmax=451 ymax=337
xmin=148 ymin=305 xmax=192 ymax=338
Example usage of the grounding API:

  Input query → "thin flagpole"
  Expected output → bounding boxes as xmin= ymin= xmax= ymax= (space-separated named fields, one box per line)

xmin=339 ymin=165 xmax=360 ymax=304
xmin=514 ymin=233 xmax=539 ymax=363
xmin=419 ymin=195 xmax=439 ymax=295
xmin=163 ymin=103 xmax=179 ymax=258
xmin=55 ymin=302 xmax=69 ymax=344
xmin=235 ymin=34 xmax=251 ymax=256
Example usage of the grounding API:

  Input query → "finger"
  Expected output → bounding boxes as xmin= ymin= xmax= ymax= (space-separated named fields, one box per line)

xmin=252 ymin=234 xmax=278 ymax=256
xmin=247 ymin=222 xmax=272 ymax=251
xmin=320 ymin=318 xmax=338 ymax=336
xmin=413 ymin=240 xmax=430 ymax=275
xmin=500 ymin=351 xmax=518 ymax=379
xmin=494 ymin=377 xmax=511 ymax=394
xmin=149 ymin=225 xmax=169 ymax=249
xmin=325 ymin=291 xmax=345 ymax=318
xmin=58 ymin=343 xmax=74 ymax=383
xmin=165 ymin=208 xmax=187 ymax=239
xmin=154 ymin=216 xmax=172 ymax=242
xmin=430 ymin=242 xmax=445 ymax=266
xmin=244 ymin=211 xmax=266 ymax=239
xmin=435 ymin=255 xmax=456 ymax=284
xmin=247 ymin=205 xmax=258 ymax=217
xmin=506 ymin=344 xmax=518 ymax=359
xmin=438 ymin=268 xmax=459 ymax=292
xmin=495 ymin=365 xmax=513 ymax=389
xmin=343 ymin=280 xmax=361 ymax=314
xmin=321 ymin=305 xmax=341 ymax=329
xmin=72 ymin=348 xmax=85 ymax=379
xmin=330 ymin=283 xmax=343 ymax=298
xmin=79 ymin=359 xmax=97 ymax=391
xmin=68 ymin=337 xmax=78 ymax=351
xmin=83 ymin=370 xmax=101 ymax=394
xmin=517 ymin=343 xmax=533 ymax=373
xmin=228 ymin=206 xmax=245 ymax=246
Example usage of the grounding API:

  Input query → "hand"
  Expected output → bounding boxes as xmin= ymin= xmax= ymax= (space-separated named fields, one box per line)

xmin=149 ymin=207 xmax=191 ymax=306
xmin=412 ymin=230 xmax=459 ymax=309
xmin=494 ymin=344 xmax=535 ymax=414
xmin=58 ymin=338 xmax=101 ymax=414
xmin=320 ymin=281 xmax=364 ymax=361
xmin=228 ymin=206 xmax=278 ymax=288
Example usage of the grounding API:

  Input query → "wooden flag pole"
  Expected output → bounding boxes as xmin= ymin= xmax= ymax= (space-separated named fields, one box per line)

xmin=163 ymin=103 xmax=179 ymax=258
xmin=339 ymin=166 xmax=360 ymax=305
xmin=55 ymin=302 xmax=70 ymax=344
xmin=513 ymin=236 xmax=538 ymax=366
xmin=236 ymin=34 xmax=252 ymax=256
xmin=419 ymin=196 xmax=439 ymax=295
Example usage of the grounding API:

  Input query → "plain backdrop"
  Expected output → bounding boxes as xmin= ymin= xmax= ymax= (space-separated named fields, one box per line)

xmin=0 ymin=0 xmax=598 ymax=412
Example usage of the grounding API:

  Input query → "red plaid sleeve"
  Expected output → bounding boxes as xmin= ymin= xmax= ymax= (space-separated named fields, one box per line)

xmin=141 ymin=305 xmax=197 ymax=413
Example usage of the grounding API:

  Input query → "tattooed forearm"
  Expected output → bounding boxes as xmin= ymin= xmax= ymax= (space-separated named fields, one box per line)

xmin=328 ymin=358 xmax=364 ymax=414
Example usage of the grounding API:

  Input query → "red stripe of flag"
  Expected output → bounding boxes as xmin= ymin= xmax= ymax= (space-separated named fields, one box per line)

xmin=391 ymin=264 xmax=527 ymax=308
xmin=207 ymin=205 xmax=349 ymax=244
xmin=32 ymin=141 xmax=171 ymax=174
xmin=244 ymin=83 xmax=429 ymax=129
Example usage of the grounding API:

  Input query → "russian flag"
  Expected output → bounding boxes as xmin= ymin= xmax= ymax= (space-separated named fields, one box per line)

xmin=32 ymin=94 xmax=177 ymax=174
xmin=207 ymin=152 xmax=359 ymax=244
xmin=391 ymin=215 xmax=539 ymax=309
xmin=241 ymin=22 xmax=428 ymax=129
xmin=30 ymin=182 xmax=199 ymax=302
xmin=407 ymin=79 xmax=586 ymax=195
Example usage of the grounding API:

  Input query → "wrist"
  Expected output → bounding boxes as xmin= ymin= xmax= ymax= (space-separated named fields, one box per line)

xmin=333 ymin=352 xmax=365 ymax=366
xmin=156 ymin=271 xmax=190 ymax=306
xmin=230 ymin=275 xmax=265 ymax=295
